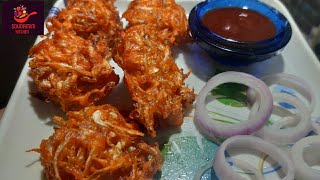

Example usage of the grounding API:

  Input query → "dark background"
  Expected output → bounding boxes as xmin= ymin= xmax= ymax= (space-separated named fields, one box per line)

xmin=0 ymin=0 xmax=54 ymax=108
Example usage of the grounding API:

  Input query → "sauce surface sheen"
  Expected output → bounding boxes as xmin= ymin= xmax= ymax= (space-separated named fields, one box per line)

xmin=202 ymin=7 xmax=276 ymax=42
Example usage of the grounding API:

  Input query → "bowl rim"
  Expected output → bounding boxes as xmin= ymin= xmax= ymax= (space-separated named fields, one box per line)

xmin=188 ymin=0 xmax=292 ymax=54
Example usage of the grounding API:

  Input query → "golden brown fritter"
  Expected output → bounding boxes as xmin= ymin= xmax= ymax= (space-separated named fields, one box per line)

xmin=29 ymin=0 xmax=123 ymax=111
xmin=29 ymin=31 xmax=119 ymax=111
xmin=123 ymin=0 xmax=191 ymax=44
xmin=47 ymin=0 xmax=122 ymax=40
xmin=46 ymin=0 xmax=122 ymax=58
xmin=113 ymin=24 xmax=195 ymax=137
xmin=113 ymin=0 xmax=195 ymax=137
xmin=32 ymin=104 xmax=162 ymax=180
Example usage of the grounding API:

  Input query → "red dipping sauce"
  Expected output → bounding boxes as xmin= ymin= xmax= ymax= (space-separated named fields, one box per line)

xmin=202 ymin=7 xmax=276 ymax=42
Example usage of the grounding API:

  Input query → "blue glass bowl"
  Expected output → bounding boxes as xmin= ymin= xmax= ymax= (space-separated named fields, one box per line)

xmin=189 ymin=0 xmax=292 ymax=66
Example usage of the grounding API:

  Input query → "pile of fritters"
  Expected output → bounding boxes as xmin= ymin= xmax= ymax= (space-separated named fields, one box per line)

xmin=114 ymin=0 xmax=195 ymax=137
xmin=33 ymin=105 xmax=162 ymax=180
xmin=29 ymin=0 xmax=121 ymax=111
xmin=30 ymin=0 xmax=195 ymax=179
xmin=30 ymin=1 xmax=166 ymax=179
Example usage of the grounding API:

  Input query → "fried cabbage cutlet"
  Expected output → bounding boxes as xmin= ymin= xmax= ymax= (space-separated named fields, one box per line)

xmin=29 ymin=0 xmax=122 ymax=111
xmin=32 ymin=104 xmax=162 ymax=180
xmin=46 ymin=0 xmax=122 ymax=58
xmin=114 ymin=24 xmax=195 ymax=137
xmin=123 ymin=0 xmax=191 ymax=44
xmin=113 ymin=0 xmax=195 ymax=137
xmin=29 ymin=32 xmax=119 ymax=111
xmin=47 ymin=0 xmax=122 ymax=40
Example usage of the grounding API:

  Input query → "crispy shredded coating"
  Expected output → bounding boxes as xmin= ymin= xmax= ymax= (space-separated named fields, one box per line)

xmin=47 ymin=0 xmax=122 ymax=40
xmin=29 ymin=1 xmax=194 ymax=179
xmin=29 ymin=31 xmax=119 ymax=111
xmin=34 ymin=105 xmax=162 ymax=180
xmin=114 ymin=0 xmax=195 ymax=137
xmin=123 ymin=0 xmax=191 ymax=44
xmin=47 ymin=0 xmax=122 ymax=58
xmin=29 ymin=0 xmax=122 ymax=111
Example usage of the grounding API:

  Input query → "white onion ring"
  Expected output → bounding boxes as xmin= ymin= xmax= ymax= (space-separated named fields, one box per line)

xmin=269 ymin=105 xmax=298 ymax=129
xmin=256 ymin=93 xmax=312 ymax=145
xmin=213 ymin=135 xmax=294 ymax=180
xmin=195 ymin=71 xmax=273 ymax=139
xmin=271 ymin=115 xmax=299 ymax=129
xmin=231 ymin=159 xmax=264 ymax=180
xmin=272 ymin=105 xmax=296 ymax=119
xmin=311 ymin=117 xmax=320 ymax=134
xmin=193 ymin=159 xmax=264 ymax=180
xmin=291 ymin=136 xmax=320 ymax=180
xmin=260 ymin=73 xmax=316 ymax=112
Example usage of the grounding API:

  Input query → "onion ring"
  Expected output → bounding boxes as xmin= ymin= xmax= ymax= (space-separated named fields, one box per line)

xmin=256 ymin=93 xmax=312 ymax=145
xmin=195 ymin=71 xmax=273 ymax=139
xmin=271 ymin=115 xmax=299 ymax=129
xmin=311 ymin=117 xmax=320 ymax=135
xmin=248 ymin=73 xmax=316 ymax=138
xmin=269 ymin=105 xmax=298 ymax=129
xmin=230 ymin=159 xmax=264 ymax=180
xmin=248 ymin=73 xmax=316 ymax=112
xmin=193 ymin=159 xmax=264 ymax=180
xmin=213 ymin=135 xmax=294 ymax=180
xmin=291 ymin=136 xmax=320 ymax=180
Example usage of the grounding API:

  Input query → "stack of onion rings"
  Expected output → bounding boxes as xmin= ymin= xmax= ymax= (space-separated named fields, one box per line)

xmin=194 ymin=71 xmax=318 ymax=179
